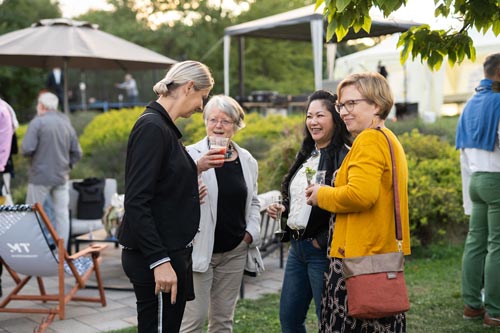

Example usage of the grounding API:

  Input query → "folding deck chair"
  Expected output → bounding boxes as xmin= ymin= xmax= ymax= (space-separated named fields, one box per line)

xmin=0 ymin=203 xmax=107 ymax=332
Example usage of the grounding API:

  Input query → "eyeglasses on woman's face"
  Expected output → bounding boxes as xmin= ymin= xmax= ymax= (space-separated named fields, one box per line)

xmin=335 ymin=99 xmax=371 ymax=114
xmin=207 ymin=118 xmax=234 ymax=127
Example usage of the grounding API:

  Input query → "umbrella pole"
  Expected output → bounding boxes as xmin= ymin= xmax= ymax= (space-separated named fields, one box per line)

xmin=64 ymin=58 xmax=69 ymax=114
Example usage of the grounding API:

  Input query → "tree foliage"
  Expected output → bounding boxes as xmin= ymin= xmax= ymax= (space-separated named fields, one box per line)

xmin=315 ymin=0 xmax=500 ymax=70
xmin=139 ymin=0 xmax=317 ymax=95
xmin=0 ymin=0 xmax=61 ymax=122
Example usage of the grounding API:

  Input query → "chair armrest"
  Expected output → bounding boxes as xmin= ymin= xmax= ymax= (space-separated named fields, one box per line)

xmin=68 ymin=243 xmax=108 ymax=260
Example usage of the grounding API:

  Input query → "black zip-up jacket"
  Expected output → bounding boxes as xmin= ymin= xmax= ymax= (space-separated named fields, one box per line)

xmin=118 ymin=101 xmax=200 ymax=267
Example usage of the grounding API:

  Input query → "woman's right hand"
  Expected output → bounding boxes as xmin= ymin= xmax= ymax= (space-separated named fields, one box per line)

xmin=267 ymin=202 xmax=284 ymax=219
xmin=154 ymin=262 xmax=177 ymax=304
xmin=197 ymin=149 xmax=225 ymax=173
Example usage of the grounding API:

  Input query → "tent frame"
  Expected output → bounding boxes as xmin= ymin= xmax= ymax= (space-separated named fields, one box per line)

xmin=223 ymin=4 xmax=419 ymax=97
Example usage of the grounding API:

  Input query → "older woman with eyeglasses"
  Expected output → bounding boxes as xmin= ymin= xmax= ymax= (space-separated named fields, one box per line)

xmin=267 ymin=90 xmax=351 ymax=332
xmin=180 ymin=95 xmax=261 ymax=333
xmin=305 ymin=73 xmax=411 ymax=333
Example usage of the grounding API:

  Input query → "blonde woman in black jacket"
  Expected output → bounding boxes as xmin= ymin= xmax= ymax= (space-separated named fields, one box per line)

xmin=119 ymin=60 xmax=214 ymax=333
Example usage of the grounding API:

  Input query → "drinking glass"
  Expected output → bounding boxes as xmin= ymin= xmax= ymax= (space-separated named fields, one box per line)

xmin=272 ymin=194 xmax=286 ymax=236
xmin=208 ymin=136 xmax=229 ymax=155
xmin=315 ymin=170 xmax=326 ymax=185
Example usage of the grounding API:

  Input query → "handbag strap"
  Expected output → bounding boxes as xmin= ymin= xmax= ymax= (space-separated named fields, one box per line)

xmin=376 ymin=127 xmax=403 ymax=246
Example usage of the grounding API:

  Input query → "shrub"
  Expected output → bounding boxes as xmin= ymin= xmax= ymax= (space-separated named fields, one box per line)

xmin=235 ymin=113 xmax=303 ymax=161
xmin=10 ymin=109 xmax=469 ymax=248
xmin=181 ymin=111 xmax=304 ymax=192
xmin=258 ymin=125 xmax=303 ymax=193
xmin=387 ymin=116 xmax=459 ymax=145
xmin=78 ymin=108 xmax=142 ymax=156
xmin=73 ymin=108 xmax=143 ymax=192
xmin=399 ymin=129 xmax=468 ymax=246
xmin=182 ymin=112 xmax=304 ymax=161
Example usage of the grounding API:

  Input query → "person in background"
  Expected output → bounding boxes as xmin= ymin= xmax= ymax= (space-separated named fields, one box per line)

xmin=0 ymin=98 xmax=14 ymax=204
xmin=456 ymin=53 xmax=500 ymax=327
xmin=0 ymin=96 xmax=17 ymax=298
xmin=118 ymin=60 xmax=214 ymax=333
xmin=377 ymin=60 xmax=388 ymax=79
xmin=115 ymin=73 xmax=139 ymax=104
xmin=180 ymin=95 xmax=261 ymax=332
xmin=46 ymin=67 xmax=64 ymax=107
xmin=0 ymin=96 xmax=18 ymax=203
xmin=267 ymin=90 xmax=351 ymax=332
xmin=22 ymin=91 xmax=82 ymax=249
xmin=306 ymin=72 xmax=411 ymax=332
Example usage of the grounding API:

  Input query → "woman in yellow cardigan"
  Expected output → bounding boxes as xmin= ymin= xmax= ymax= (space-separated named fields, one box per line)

xmin=306 ymin=72 xmax=411 ymax=333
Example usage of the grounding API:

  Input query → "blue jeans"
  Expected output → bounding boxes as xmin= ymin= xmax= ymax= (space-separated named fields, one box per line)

xmin=280 ymin=238 xmax=329 ymax=333
xmin=462 ymin=172 xmax=500 ymax=317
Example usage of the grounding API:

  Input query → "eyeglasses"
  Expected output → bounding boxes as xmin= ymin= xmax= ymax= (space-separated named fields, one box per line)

xmin=335 ymin=99 xmax=371 ymax=114
xmin=207 ymin=118 xmax=234 ymax=127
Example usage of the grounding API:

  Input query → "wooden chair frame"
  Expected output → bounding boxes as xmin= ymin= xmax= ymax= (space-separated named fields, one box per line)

xmin=0 ymin=203 xmax=107 ymax=332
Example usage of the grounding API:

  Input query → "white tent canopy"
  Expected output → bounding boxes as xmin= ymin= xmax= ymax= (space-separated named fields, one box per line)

xmin=223 ymin=4 xmax=420 ymax=97
xmin=334 ymin=29 xmax=500 ymax=118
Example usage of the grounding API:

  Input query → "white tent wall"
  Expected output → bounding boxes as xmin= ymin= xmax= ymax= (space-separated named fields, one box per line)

xmin=333 ymin=29 xmax=499 ymax=119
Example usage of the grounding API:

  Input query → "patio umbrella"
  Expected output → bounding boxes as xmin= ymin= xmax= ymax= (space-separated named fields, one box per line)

xmin=0 ymin=18 xmax=177 ymax=113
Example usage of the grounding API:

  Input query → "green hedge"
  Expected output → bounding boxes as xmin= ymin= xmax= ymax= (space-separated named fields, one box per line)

xmin=10 ymin=110 xmax=468 ymax=247
xmin=259 ymin=126 xmax=468 ymax=247
xmin=78 ymin=108 xmax=143 ymax=155
xmin=399 ymin=129 xmax=468 ymax=246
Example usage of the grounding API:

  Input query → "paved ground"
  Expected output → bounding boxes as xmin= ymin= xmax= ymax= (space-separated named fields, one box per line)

xmin=0 ymin=244 xmax=286 ymax=333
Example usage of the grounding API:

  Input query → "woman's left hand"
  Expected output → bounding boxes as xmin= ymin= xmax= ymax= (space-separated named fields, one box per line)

xmin=198 ymin=178 xmax=208 ymax=204
xmin=305 ymin=184 xmax=321 ymax=206
xmin=243 ymin=231 xmax=253 ymax=244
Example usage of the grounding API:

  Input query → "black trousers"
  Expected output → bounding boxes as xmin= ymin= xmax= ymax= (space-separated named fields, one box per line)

xmin=122 ymin=247 xmax=194 ymax=333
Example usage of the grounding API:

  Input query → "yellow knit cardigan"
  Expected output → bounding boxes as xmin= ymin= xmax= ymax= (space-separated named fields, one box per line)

xmin=317 ymin=128 xmax=411 ymax=258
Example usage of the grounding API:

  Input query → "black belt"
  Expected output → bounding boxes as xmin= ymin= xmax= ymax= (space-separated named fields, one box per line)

xmin=290 ymin=228 xmax=306 ymax=240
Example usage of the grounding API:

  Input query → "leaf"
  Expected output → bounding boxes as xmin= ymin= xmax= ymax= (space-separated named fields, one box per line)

xmin=361 ymin=15 xmax=372 ymax=32
xmin=493 ymin=19 xmax=500 ymax=35
xmin=379 ymin=0 xmax=405 ymax=15
xmin=336 ymin=23 xmax=350 ymax=41
xmin=336 ymin=0 xmax=352 ymax=12
xmin=326 ymin=20 xmax=337 ymax=42
xmin=398 ymin=33 xmax=413 ymax=64
xmin=314 ymin=0 xmax=325 ymax=12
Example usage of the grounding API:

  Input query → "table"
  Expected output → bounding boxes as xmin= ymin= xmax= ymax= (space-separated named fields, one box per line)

xmin=74 ymin=228 xmax=133 ymax=291
xmin=74 ymin=228 xmax=119 ymax=252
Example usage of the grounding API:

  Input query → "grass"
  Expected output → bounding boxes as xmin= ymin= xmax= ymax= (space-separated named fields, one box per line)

xmin=404 ymin=244 xmax=495 ymax=332
xmin=105 ymin=244 xmax=496 ymax=332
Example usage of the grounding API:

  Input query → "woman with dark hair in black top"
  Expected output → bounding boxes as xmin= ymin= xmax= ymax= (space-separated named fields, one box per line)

xmin=267 ymin=90 xmax=351 ymax=332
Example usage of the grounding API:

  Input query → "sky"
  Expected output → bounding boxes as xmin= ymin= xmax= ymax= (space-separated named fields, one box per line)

xmin=58 ymin=0 xmax=113 ymax=18
xmin=58 ymin=0 xmax=449 ymax=28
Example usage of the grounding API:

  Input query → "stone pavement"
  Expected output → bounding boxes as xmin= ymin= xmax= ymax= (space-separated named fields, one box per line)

xmin=0 ymin=244 xmax=286 ymax=333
